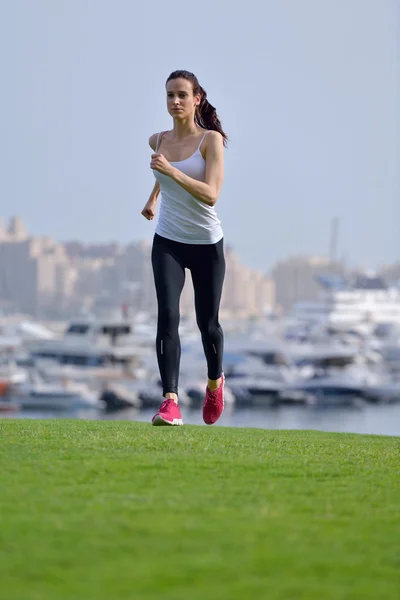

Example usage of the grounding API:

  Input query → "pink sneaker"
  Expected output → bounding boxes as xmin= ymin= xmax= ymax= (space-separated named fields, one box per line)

xmin=203 ymin=374 xmax=225 ymax=425
xmin=152 ymin=399 xmax=183 ymax=426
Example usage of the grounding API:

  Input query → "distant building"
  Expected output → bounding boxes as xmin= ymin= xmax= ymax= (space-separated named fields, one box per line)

xmin=221 ymin=248 xmax=275 ymax=318
xmin=271 ymin=255 xmax=345 ymax=312
xmin=8 ymin=216 xmax=382 ymax=321
xmin=8 ymin=216 xmax=27 ymax=241
xmin=0 ymin=215 xmax=27 ymax=242
xmin=0 ymin=217 xmax=73 ymax=315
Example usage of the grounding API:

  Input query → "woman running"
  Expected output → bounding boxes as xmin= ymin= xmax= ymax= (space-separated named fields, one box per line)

xmin=141 ymin=70 xmax=227 ymax=426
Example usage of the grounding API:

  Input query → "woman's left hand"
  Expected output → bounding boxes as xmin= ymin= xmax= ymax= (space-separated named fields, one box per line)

xmin=150 ymin=153 xmax=174 ymax=177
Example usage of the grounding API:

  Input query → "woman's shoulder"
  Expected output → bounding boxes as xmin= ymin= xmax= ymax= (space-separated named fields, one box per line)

xmin=148 ymin=132 xmax=159 ymax=151
xmin=149 ymin=130 xmax=172 ymax=151
xmin=204 ymin=129 xmax=222 ymax=139
xmin=202 ymin=130 xmax=224 ymax=154
xmin=203 ymin=130 xmax=224 ymax=146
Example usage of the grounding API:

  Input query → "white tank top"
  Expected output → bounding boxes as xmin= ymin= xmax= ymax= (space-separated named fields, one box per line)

xmin=152 ymin=131 xmax=224 ymax=245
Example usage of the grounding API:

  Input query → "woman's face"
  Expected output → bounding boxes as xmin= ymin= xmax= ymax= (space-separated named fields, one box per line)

xmin=166 ymin=78 xmax=200 ymax=120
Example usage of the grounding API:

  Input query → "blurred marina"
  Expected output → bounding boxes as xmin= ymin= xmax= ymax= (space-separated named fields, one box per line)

xmin=1 ymin=271 xmax=400 ymax=435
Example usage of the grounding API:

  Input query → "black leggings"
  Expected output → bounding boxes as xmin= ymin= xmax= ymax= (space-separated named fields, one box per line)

xmin=151 ymin=233 xmax=225 ymax=396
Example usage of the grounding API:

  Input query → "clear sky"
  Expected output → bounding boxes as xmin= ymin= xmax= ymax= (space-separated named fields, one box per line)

xmin=1 ymin=0 xmax=399 ymax=272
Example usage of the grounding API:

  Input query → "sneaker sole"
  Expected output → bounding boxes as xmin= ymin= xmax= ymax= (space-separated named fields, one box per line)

xmin=152 ymin=415 xmax=183 ymax=426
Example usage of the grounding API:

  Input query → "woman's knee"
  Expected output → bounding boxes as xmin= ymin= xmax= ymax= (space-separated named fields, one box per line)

xmin=196 ymin=316 xmax=219 ymax=338
xmin=158 ymin=306 xmax=180 ymax=332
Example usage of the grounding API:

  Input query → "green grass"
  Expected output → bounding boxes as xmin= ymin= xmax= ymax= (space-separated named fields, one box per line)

xmin=0 ymin=420 xmax=399 ymax=600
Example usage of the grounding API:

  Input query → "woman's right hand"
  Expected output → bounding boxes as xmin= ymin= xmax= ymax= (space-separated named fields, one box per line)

xmin=141 ymin=200 xmax=156 ymax=221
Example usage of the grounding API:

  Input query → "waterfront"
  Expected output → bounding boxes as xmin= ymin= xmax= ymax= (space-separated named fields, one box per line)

xmin=3 ymin=402 xmax=400 ymax=437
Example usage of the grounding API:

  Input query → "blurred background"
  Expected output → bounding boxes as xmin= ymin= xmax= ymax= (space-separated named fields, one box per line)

xmin=1 ymin=0 xmax=399 ymax=434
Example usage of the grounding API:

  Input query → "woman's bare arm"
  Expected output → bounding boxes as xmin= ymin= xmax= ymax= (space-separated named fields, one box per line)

xmin=148 ymin=180 xmax=160 ymax=203
xmin=167 ymin=132 xmax=224 ymax=206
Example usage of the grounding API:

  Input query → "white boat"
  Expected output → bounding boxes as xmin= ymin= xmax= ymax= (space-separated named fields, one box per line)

xmin=279 ymin=345 xmax=392 ymax=405
xmin=27 ymin=316 xmax=150 ymax=379
xmin=3 ymin=376 xmax=99 ymax=410
xmin=291 ymin=274 xmax=400 ymax=329
xmin=0 ymin=318 xmax=55 ymax=352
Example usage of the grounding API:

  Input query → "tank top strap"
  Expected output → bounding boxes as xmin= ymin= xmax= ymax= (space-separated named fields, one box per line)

xmin=155 ymin=131 xmax=164 ymax=152
xmin=197 ymin=130 xmax=210 ymax=151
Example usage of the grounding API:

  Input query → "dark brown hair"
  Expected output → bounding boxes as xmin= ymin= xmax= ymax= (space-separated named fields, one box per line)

xmin=166 ymin=70 xmax=228 ymax=147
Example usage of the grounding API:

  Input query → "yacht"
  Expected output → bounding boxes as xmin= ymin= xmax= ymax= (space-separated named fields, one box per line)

xmin=2 ymin=375 xmax=99 ymax=411
xmin=279 ymin=345 xmax=392 ymax=405
xmin=0 ymin=318 xmax=55 ymax=352
xmin=27 ymin=316 xmax=150 ymax=378
xmin=222 ymin=346 xmax=304 ymax=406
xmin=291 ymin=274 xmax=400 ymax=329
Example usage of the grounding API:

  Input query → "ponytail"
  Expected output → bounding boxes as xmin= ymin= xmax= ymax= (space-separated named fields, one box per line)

xmin=166 ymin=71 xmax=228 ymax=147
xmin=195 ymin=86 xmax=228 ymax=147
